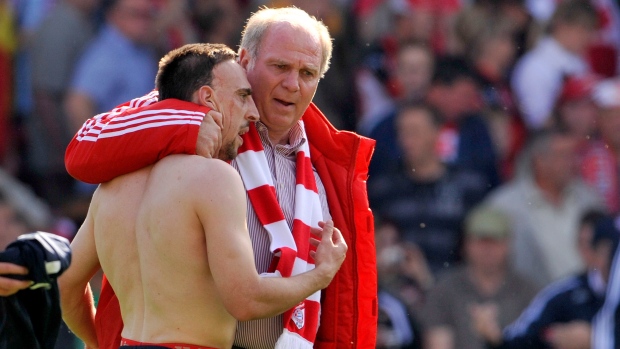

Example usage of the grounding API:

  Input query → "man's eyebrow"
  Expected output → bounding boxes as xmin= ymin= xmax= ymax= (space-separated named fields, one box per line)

xmin=238 ymin=88 xmax=252 ymax=95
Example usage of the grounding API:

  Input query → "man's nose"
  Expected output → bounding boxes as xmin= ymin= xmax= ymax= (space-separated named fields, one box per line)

xmin=282 ymin=71 xmax=300 ymax=92
xmin=246 ymin=97 xmax=259 ymax=122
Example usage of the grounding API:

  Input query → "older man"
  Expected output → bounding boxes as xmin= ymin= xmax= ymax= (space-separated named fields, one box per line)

xmin=64 ymin=7 xmax=377 ymax=349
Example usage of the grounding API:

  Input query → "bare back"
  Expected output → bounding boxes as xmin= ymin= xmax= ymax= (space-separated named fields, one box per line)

xmin=93 ymin=155 xmax=247 ymax=348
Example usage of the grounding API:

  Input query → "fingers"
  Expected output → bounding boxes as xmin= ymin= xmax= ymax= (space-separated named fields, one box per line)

xmin=207 ymin=110 xmax=223 ymax=130
xmin=0 ymin=277 xmax=32 ymax=297
xmin=196 ymin=111 xmax=223 ymax=158
xmin=0 ymin=262 xmax=28 ymax=275
xmin=311 ymin=221 xmax=345 ymax=246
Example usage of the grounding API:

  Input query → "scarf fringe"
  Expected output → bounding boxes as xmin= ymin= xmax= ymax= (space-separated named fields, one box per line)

xmin=274 ymin=330 xmax=314 ymax=349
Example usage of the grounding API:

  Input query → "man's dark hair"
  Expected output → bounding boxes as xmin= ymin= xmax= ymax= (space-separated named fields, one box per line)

xmin=431 ymin=55 xmax=478 ymax=86
xmin=155 ymin=43 xmax=237 ymax=102
xmin=396 ymin=101 xmax=443 ymax=128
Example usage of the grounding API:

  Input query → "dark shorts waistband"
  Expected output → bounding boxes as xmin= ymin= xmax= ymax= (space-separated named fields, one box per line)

xmin=120 ymin=337 xmax=218 ymax=349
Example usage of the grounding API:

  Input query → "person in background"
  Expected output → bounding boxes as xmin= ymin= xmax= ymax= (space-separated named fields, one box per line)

xmin=454 ymin=3 xmax=526 ymax=181
xmin=370 ymin=55 xmax=499 ymax=188
xmin=375 ymin=219 xmax=425 ymax=349
xmin=476 ymin=211 xmax=618 ymax=349
xmin=581 ymin=78 xmax=620 ymax=215
xmin=24 ymin=0 xmax=100 ymax=210
xmin=511 ymin=0 xmax=598 ymax=130
xmin=553 ymin=74 xmax=600 ymax=145
xmin=592 ymin=215 xmax=620 ymax=349
xmin=356 ymin=41 xmax=435 ymax=136
xmin=485 ymin=129 xmax=605 ymax=287
xmin=64 ymin=0 xmax=158 ymax=132
xmin=369 ymin=102 xmax=488 ymax=275
xmin=420 ymin=205 xmax=538 ymax=349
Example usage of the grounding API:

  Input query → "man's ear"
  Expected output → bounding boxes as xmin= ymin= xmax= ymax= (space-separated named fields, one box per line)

xmin=196 ymin=85 xmax=220 ymax=112
xmin=238 ymin=48 xmax=251 ymax=71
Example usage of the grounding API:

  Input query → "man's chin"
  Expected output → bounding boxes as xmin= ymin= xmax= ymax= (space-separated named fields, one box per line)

xmin=218 ymin=142 xmax=239 ymax=161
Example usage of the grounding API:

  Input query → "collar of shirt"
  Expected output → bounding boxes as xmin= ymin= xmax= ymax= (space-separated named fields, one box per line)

xmin=255 ymin=121 xmax=307 ymax=158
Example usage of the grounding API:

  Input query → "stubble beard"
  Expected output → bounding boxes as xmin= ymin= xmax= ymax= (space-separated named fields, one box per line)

xmin=219 ymin=140 xmax=239 ymax=161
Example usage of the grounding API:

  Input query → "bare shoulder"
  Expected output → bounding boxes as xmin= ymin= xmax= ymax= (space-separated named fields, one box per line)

xmin=153 ymin=155 xmax=243 ymax=193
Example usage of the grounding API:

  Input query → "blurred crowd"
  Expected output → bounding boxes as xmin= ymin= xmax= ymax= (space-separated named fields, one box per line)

xmin=1 ymin=0 xmax=620 ymax=348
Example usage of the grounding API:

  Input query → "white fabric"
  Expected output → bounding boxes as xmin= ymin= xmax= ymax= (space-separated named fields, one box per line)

xmin=511 ymin=37 xmax=589 ymax=129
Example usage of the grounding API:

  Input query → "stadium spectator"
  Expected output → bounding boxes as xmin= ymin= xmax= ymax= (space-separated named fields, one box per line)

xmin=368 ymin=102 xmax=488 ymax=274
xmin=581 ymin=78 xmax=620 ymax=215
xmin=485 ymin=129 xmax=605 ymax=287
xmin=476 ymin=211 xmax=618 ymax=349
xmin=419 ymin=205 xmax=538 ymax=349
xmin=65 ymin=0 xmax=158 ymax=132
xmin=511 ymin=0 xmax=598 ymax=130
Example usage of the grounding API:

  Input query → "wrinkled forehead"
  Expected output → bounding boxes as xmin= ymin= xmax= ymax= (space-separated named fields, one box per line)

xmin=259 ymin=22 xmax=322 ymax=60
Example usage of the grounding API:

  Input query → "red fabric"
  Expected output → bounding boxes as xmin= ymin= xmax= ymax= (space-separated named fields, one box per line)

xmin=65 ymin=94 xmax=208 ymax=184
xmin=120 ymin=337 xmax=217 ymax=349
xmin=95 ymin=276 xmax=123 ymax=349
xmin=66 ymin=96 xmax=378 ymax=348
xmin=581 ymin=140 xmax=619 ymax=214
xmin=0 ymin=52 xmax=11 ymax=161
xmin=587 ymin=44 xmax=618 ymax=78
xmin=303 ymin=104 xmax=378 ymax=348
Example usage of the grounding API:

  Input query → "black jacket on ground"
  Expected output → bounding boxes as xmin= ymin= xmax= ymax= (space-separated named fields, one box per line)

xmin=0 ymin=231 xmax=71 ymax=349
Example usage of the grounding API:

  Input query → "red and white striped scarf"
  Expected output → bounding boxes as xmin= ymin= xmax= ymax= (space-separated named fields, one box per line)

xmin=236 ymin=121 xmax=323 ymax=349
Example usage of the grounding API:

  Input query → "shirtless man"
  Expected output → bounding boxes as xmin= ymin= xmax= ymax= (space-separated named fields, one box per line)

xmin=59 ymin=43 xmax=347 ymax=349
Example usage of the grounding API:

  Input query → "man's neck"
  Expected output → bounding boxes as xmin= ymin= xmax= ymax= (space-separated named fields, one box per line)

xmin=406 ymin=158 xmax=445 ymax=181
xmin=267 ymin=127 xmax=292 ymax=146
xmin=468 ymin=265 xmax=506 ymax=297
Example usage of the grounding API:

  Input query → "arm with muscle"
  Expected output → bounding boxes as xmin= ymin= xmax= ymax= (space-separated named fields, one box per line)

xmin=194 ymin=160 xmax=347 ymax=321
xmin=65 ymin=92 xmax=222 ymax=184
xmin=58 ymin=196 xmax=100 ymax=349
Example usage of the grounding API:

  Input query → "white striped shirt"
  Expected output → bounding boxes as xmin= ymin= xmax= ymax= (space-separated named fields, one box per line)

xmin=231 ymin=121 xmax=331 ymax=349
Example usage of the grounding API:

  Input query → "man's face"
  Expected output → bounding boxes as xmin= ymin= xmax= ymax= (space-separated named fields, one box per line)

xmin=395 ymin=46 xmax=433 ymax=101
xmin=396 ymin=107 xmax=438 ymax=165
xmin=428 ymin=78 xmax=481 ymax=121
xmin=535 ymin=135 xmax=578 ymax=188
xmin=598 ymin=107 xmax=620 ymax=152
xmin=210 ymin=60 xmax=259 ymax=160
xmin=465 ymin=236 xmax=509 ymax=273
xmin=112 ymin=0 xmax=156 ymax=44
xmin=240 ymin=23 xmax=322 ymax=143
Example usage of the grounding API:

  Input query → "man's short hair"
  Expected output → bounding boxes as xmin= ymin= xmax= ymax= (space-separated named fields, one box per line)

xmin=156 ymin=43 xmax=237 ymax=101
xmin=239 ymin=7 xmax=333 ymax=78
xmin=525 ymin=128 xmax=573 ymax=159
xmin=549 ymin=0 xmax=598 ymax=32
xmin=396 ymin=101 xmax=442 ymax=129
xmin=431 ymin=55 xmax=478 ymax=87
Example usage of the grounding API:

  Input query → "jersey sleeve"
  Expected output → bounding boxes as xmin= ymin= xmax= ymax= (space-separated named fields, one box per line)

xmin=65 ymin=91 xmax=209 ymax=184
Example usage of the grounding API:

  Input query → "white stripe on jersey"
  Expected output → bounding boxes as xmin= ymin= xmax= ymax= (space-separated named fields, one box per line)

xmin=504 ymin=276 xmax=581 ymax=339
